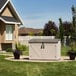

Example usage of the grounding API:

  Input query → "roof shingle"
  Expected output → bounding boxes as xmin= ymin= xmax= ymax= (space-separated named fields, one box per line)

xmin=19 ymin=27 xmax=43 ymax=35
xmin=0 ymin=0 xmax=7 ymax=9
xmin=1 ymin=16 xmax=20 ymax=23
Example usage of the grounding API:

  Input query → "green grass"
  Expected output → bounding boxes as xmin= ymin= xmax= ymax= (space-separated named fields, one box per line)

xmin=23 ymin=46 xmax=29 ymax=56
xmin=0 ymin=55 xmax=76 ymax=76
xmin=61 ymin=46 xmax=71 ymax=56
xmin=0 ymin=46 xmax=76 ymax=76
xmin=61 ymin=45 xmax=76 ymax=56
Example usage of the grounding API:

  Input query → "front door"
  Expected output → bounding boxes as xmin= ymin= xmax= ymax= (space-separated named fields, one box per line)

xmin=6 ymin=25 xmax=14 ymax=40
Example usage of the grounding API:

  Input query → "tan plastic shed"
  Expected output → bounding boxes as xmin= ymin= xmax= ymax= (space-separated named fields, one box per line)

xmin=29 ymin=39 xmax=61 ymax=60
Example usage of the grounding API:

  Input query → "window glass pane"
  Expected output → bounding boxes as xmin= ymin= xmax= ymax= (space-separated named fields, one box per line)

xmin=6 ymin=25 xmax=14 ymax=40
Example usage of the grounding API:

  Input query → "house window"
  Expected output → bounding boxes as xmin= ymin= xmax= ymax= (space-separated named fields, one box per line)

xmin=6 ymin=25 xmax=14 ymax=40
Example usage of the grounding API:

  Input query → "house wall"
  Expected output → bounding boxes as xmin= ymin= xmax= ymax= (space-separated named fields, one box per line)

xmin=0 ymin=27 xmax=1 ymax=50
xmin=11 ymin=24 xmax=19 ymax=50
xmin=0 ymin=21 xmax=5 ymax=50
xmin=0 ymin=44 xmax=1 ymax=50
xmin=1 ymin=5 xmax=13 ymax=17
xmin=0 ymin=21 xmax=5 ymax=43
xmin=0 ymin=20 xmax=19 ymax=50
xmin=14 ymin=24 xmax=19 ymax=43
xmin=0 ymin=23 xmax=1 ymax=43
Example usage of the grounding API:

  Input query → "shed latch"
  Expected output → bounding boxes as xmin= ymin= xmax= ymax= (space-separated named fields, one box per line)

xmin=41 ymin=42 xmax=45 ymax=49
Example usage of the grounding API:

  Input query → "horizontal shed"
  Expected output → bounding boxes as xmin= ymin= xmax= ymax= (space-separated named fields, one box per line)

xmin=29 ymin=39 xmax=61 ymax=60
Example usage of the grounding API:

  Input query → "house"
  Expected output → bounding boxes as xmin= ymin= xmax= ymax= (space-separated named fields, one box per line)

xmin=0 ymin=0 xmax=23 ymax=50
xmin=19 ymin=27 xmax=43 ymax=36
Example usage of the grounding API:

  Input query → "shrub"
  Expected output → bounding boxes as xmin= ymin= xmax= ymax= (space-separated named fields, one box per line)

xmin=6 ymin=48 xmax=12 ymax=52
xmin=15 ymin=43 xmax=27 ymax=54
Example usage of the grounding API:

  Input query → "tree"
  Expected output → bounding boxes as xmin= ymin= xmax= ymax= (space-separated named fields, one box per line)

xmin=59 ymin=18 xmax=64 ymax=44
xmin=62 ymin=21 xmax=72 ymax=46
xmin=63 ymin=21 xmax=72 ymax=36
xmin=29 ymin=32 xmax=34 ymax=36
xmin=72 ymin=5 xmax=75 ymax=13
xmin=72 ymin=5 xmax=76 ymax=33
xmin=43 ymin=21 xmax=58 ymax=36
xmin=71 ymin=17 xmax=76 ymax=41
xmin=71 ymin=6 xmax=76 ymax=41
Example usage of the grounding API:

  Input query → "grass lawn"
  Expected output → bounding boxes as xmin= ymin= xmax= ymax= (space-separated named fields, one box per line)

xmin=0 ymin=46 xmax=76 ymax=76
xmin=0 ymin=55 xmax=76 ymax=76
xmin=61 ymin=46 xmax=70 ymax=56
xmin=61 ymin=45 xmax=76 ymax=56
xmin=23 ymin=46 xmax=29 ymax=56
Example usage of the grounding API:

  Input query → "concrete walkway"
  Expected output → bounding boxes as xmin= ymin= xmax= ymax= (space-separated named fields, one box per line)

xmin=0 ymin=51 xmax=76 ymax=62
xmin=5 ymin=56 xmax=76 ymax=62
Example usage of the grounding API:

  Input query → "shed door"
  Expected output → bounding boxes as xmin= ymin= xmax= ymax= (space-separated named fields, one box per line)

xmin=41 ymin=43 xmax=56 ymax=59
xmin=29 ymin=43 xmax=57 ymax=60
xmin=29 ymin=43 xmax=41 ymax=59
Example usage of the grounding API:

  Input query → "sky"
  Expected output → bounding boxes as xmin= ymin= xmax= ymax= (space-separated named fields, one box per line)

xmin=12 ymin=0 xmax=76 ymax=28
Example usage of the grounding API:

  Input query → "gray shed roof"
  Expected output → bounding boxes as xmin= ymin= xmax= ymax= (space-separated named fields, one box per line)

xmin=29 ymin=39 xmax=60 ymax=43
xmin=0 ymin=0 xmax=7 ymax=9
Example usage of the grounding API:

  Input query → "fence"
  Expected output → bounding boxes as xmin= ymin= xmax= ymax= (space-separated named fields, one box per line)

xmin=19 ymin=36 xmax=55 ymax=46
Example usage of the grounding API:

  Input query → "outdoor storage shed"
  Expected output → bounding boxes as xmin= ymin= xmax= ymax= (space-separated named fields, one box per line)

xmin=29 ymin=39 xmax=61 ymax=60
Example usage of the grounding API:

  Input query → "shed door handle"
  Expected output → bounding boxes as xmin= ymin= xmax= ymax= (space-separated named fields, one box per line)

xmin=41 ymin=43 xmax=45 ymax=49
